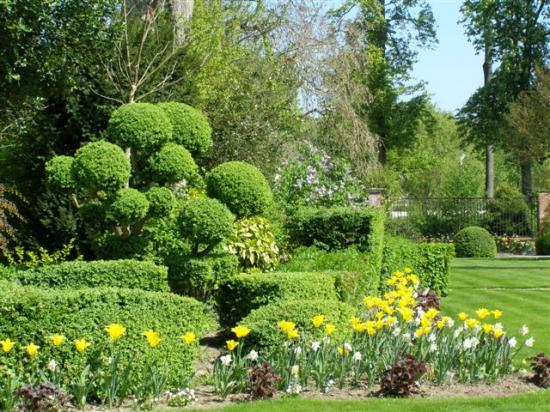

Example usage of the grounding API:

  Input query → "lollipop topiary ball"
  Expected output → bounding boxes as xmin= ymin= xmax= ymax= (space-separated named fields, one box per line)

xmin=107 ymin=103 xmax=172 ymax=153
xmin=72 ymin=141 xmax=131 ymax=192
xmin=46 ymin=155 xmax=75 ymax=190
xmin=146 ymin=187 xmax=176 ymax=217
xmin=206 ymin=161 xmax=272 ymax=218
xmin=157 ymin=102 xmax=212 ymax=156
xmin=147 ymin=143 xmax=198 ymax=185
xmin=107 ymin=188 xmax=150 ymax=225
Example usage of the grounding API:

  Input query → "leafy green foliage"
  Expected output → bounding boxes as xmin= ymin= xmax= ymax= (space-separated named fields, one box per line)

xmin=206 ymin=162 xmax=272 ymax=218
xmin=106 ymin=189 xmax=149 ymax=226
xmin=176 ymin=197 xmax=234 ymax=257
xmin=380 ymin=237 xmax=455 ymax=296
xmin=217 ymin=272 xmax=338 ymax=327
xmin=167 ymin=253 xmax=238 ymax=302
xmin=10 ymin=259 xmax=169 ymax=292
xmin=158 ymin=102 xmax=212 ymax=156
xmin=535 ymin=232 xmax=550 ymax=256
xmin=147 ymin=143 xmax=198 ymax=185
xmin=0 ymin=284 xmax=215 ymax=386
xmin=71 ymin=141 xmax=131 ymax=193
xmin=485 ymin=185 xmax=533 ymax=236
xmin=242 ymin=299 xmax=356 ymax=349
xmin=3 ymin=239 xmax=75 ymax=269
xmin=225 ymin=217 xmax=279 ymax=272
xmin=454 ymin=226 xmax=496 ymax=258
xmin=45 ymin=156 xmax=75 ymax=191
xmin=145 ymin=187 xmax=175 ymax=218
xmin=106 ymin=103 xmax=172 ymax=153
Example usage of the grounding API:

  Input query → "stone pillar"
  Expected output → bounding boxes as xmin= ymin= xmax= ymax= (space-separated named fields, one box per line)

xmin=538 ymin=191 xmax=550 ymax=232
xmin=367 ymin=188 xmax=384 ymax=207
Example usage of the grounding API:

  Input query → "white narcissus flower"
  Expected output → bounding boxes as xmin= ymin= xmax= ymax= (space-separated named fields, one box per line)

xmin=508 ymin=337 xmax=517 ymax=348
xmin=471 ymin=337 xmax=480 ymax=348
xmin=220 ymin=354 xmax=232 ymax=366
xmin=402 ymin=332 xmax=411 ymax=341
xmin=291 ymin=365 xmax=300 ymax=377
xmin=429 ymin=343 xmax=437 ymax=353
xmin=463 ymin=338 xmax=472 ymax=350
xmin=352 ymin=351 xmax=362 ymax=361
xmin=311 ymin=341 xmax=321 ymax=352
xmin=454 ymin=327 xmax=464 ymax=338
xmin=447 ymin=318 xmax=455 ymax=328
xmin=344 ymin=343 xmax=353 ymax=352
xmin=392 ymin=327 xmax=401 ymax=337
xmin=248 ymin=350 xmax=259 ymax=361
xmin=521 ymin=325 xmax=529 ymax=336
xmin=48 ymin=359 xmax=57 ymax=372
xmin=294 ymin=346 xmax=302 ymax=356
xmin=525 ymin=337 xmax=535 ymax=347
xmin=428 ymin=333 xmax=436 ymax=343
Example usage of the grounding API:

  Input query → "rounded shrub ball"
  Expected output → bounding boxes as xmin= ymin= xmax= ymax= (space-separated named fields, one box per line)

xmin=107 ymin=103 xmax=172 ymax=153
xmin=45 ymin=156 xmax=75 ymax=190
xmin=146 ymin=187 xmax=176 ymax=217
xmin=147 ymin=143 xmax=198 ymax=184
xmin=535 ymin=231 xmax=550 ymax=255
xmin=176 ymin=197 xmax=234 ymax=248
xmin=206 ymin=161 xmax=272 ymax=218
xmin=72 ymin=141 xmax=131 ymax=192
xmin=157 ymin=102 xmax=212 ymax=156
xmin=453 ymin=226 xmax=497 ymax=258
xmin=107 ymin=188 xmax=150 ymax=225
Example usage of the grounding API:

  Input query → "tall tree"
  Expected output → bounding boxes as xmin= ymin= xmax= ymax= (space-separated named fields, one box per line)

xmin=459 ymin=0 xmax=550 ymax=198
xmin=329 ymin=0 xmax=437 ymax=165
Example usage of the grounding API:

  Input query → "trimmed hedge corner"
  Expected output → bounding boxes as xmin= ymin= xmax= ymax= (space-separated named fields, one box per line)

xmin=217 ymin=272 xmax=338 ymax=327
xmin=241 ymin=299 xmax=356 ymax=349
xmin=535 ymin=231 xmax=550 ymax=255
xmin=454 ymin=226 xmax=496 ymax=258
xmin=14 ymin=260 xmax=169 ymax=292
xmin=380 ymin=237 xmax=455 ymax=296
xmin=0 ymin=284 xmax=215 ymax=386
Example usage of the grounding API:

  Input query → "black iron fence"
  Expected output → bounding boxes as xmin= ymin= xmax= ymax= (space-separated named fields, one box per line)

xmin=387 ymin=197 xmax=538 ymax=237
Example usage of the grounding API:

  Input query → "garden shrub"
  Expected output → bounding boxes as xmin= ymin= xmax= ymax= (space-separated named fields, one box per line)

xmin=45 ymin=156 xmax=75 ymax=190
xmin=106 ymin=188 xmax=149 ymax=225
xmin=106 ymin=103 xmax=172 ymax=153
xmin=145 ymin=187 xmax=176 ymax=218
xmin=167 ymin=253 xmax=239 ymax=301
xmin=71 ymin=141 xmax=131 ymax=192
xmin=176 ymin=197 xmax=234 ymax=257
xmin=147 ymin=143 xmax=198 ymax=185
xmin=14 ymin=259 xmax=169 ymax=292
xmin=454 ymin=226 xmax=496 ymax=258
xmin=0 ymin=284 xmax=215 ymax=386
xmin=157 ymin=102 xmax=212 ymax=156
xmin=225 ymin=216 xmax=279 ymax=271
xmin=217 ymin=272 xmax=338 ymax=326
xmin=206 ymin=161 xmax=272 ymax=218
xmin=380 ymin=236 xmax=455 ymax=296
xmin=535 ymin=231 xmax=550 ymax=255
xmin=241 ymin=299 xmax=356 ymax=349
xmin=485 ymin=185 xmax=533 ymax=236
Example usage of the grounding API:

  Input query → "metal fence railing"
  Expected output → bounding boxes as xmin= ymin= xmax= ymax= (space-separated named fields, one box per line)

xmin=387 ymin=197 xmax=538 ymax=237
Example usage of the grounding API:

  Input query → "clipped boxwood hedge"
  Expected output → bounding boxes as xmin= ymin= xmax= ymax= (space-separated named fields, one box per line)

xmin=0 ymin=284 xmax=215 ymax=386
xmin=535 ymin=231 xmax=550 ymax=255
xmin=380 ymin=236 xmax=455 ymax=296
xmin=454 ymin=226 xmax=496 ymax=258
xmin=217 ymin=272 xmax=338 ymax=327
xmin=241 ymin=299 xmax=356 ymax=349
xmin=14 ymin=260 xmax=169 ymax=292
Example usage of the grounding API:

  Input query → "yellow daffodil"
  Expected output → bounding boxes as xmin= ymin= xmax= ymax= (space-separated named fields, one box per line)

xmin=404 ymin=267 xmax=412 ymax=274
xmin=74 ymin=339 xmax=91 ymax=353
xmin=105 ymin=323 xmax=126 ymax=341
xmin=142 ymin=330 xmax=161 ymax=348
xmin=491 ymin=310 xmax=502 ymax=319
xmin=493 ymin=328 xmax=504 ymax=339
xmin=458 ymin=312 xmax=468 ymax=321
xmin=181 ymin=332 xmax=196 ymax=345
xmin=312 ymin=315 xmax=325 ymax=328
xmin=399 ymin=307 xmax=414 ymax=322
xmin=24 ymin=343 xmax=39 ymax=357
xmin=476 ymin=308 xmax=490 ymax=320
xmin=352 ymin=322 xmax=367 ymax=333
xmin=337 ymin=346 xmax=349 ymax=356
xmin=482 ymin=324 xmax=493 ymax=334
xmin=436 ymin=320 xmax=445 ymax=329
xmin=278 ymin=321 xmax=295 ymax=333
xmin=325 ymin=324 xmax=336 ymax=336
xmin=424 ymin=308 xmax=439 ymax=320
xmin=465 ymin=318 xmax=480 ymax=329
xmin=226 ymin=339 xmax=239 ymax=351
xmin=1 ymin=338 xmax=15 ymax=353
xmin=50 ymin=334 xmax=65 ymax=347
xmin=231 ymin=325 xmax=251 ymax=339
xmin=287 ymin=328 xmax=300 ymax=340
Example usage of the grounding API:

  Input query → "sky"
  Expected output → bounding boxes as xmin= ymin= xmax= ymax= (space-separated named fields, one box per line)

xmin=411 ymin=1 xmax=484 ymax=113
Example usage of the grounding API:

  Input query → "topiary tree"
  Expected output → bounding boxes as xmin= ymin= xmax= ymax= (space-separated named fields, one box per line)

xmin=453 ymin=226 xmax=496 ymax=258
xmin=106 ymin=188 xmax=150 ymax=229
xmin=157 ymin=102 xmax=212 ymax=156
xmin=145 ymin=187 xmax=176 ymax=218
xmin=147 ymin=143 xmax=198 ymax=185
xmin=206 ymin=161 xmax=272 ymax=218
xmin=176 ymin=197 xmax=234 ymax=257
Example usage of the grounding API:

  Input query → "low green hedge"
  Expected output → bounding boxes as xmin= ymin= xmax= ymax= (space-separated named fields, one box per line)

xmin=454 ymin=226 xmax=496 ymax=258
xmin=12 ymin=260 xmax=169 ymax=292
xmin=241 ymin=299 xmax=356 ymax=349
xmin=217 ymin=272 xmax=338 ymax=327
xmin=535 ymin=231 xmax=550 ymax=255
xmin=286 ymin=207 xmax=385 ymax=294
xmin=167 ymin=253 xmax=239 ymax=301
xmin=0 ymin=284 xmax=215 ymax=386
xmin=380 ymin=237 xmax=455 ymax=296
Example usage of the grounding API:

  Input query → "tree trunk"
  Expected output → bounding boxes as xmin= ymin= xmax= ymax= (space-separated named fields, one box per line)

xmin=171 ymin=0 xmax=194 ymax=44
xmin=520 ymin=161 xmax=533 ymax=200
xmin=483 ymin=15 xmax=494 ymax=198
xmin=376 ymin=0 xmax=388 ymax=165
xmin=485 ymin=144 xmax=494 ymax=198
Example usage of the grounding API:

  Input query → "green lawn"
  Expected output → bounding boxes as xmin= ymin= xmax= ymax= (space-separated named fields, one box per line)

xmin=441 ymin=258 xmax=550 ymax=357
